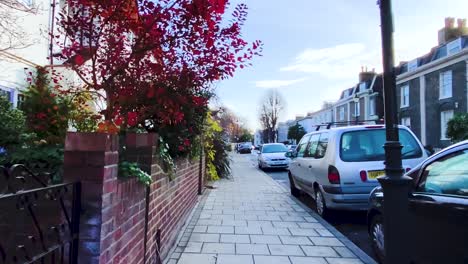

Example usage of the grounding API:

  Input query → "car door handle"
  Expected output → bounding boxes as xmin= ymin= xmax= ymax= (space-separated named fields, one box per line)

xmin=308 ymin=165 xmax=312 ymax=169
xmin=298 ymin=163 xmax=301 ymax=167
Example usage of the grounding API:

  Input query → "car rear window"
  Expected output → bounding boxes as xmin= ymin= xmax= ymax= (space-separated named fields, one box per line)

xmin=340 ymin=129 xmax=423 ymax=162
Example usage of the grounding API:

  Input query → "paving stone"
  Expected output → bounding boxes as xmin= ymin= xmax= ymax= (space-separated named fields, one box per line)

xmin=315 ymin=228 xmax=334 ymax=237
xmin=199 ymin=213 xmax=212 ymax=219
xmin=253 ymin=255 xmax=292 ymax=264
xmin=250 ymin=235 xmax=282 ymax=244
xmin=235 ymin=226 xmax=263 ymax=235
xmin=236 ymin=244 xmax=270 ymax=255
xmin=258 ymin=215 xmax=282 ymax=221
xmin=222 ymin=220 xmax=248 ymax=226
xmin=304 ymin=216 xmax=319 ymax=223
xmin=333 ymin=247 xmax=356 ymax=258
xmin=170 ymin=252 xmax=181 ymax=259
xmin=235 ymin=214 xmax=259 ymax=220
xmin=166 ymin=259 xmax=177 ymax=264
xmin=177 ymin=253 xmax=217 ymax=264
xmin=301 ymin=246 xmax=340 ymax=257
xmin=207 ymin=226 xmax=235 ymax=234
xmin=309 ymin=237 xmax=344 ymax=246
xmin=297 ymin=222 xmax=324 ymax=229
xmin=279 ymin=235 xmax=313 ymax=245
xmin=325 ymin=258 xmax=364 ymax=264
xmin=189 ymin=233 xmax=220 ymax=243
xmin=289 ymin=228 xmax=319 ymax=236
xmin=267 ymin=211 xmax=290 ymax=216
xmin=216 ymin=254 xmax=254 ymax=264
xmin=268 ymin=244 xmax=305 ymax=256
xmin=247 ymin=220 xmax=273 ymax=228
xmin=261 ymin=227 xmax=291 ymax=235
xmin=289 ymin=256 xmax=328 ymax=264
xmin=183 ymin=242 xmax=203 ymax=253
xmin=220 ymin=234 xmax=250 ymax=243
xmin=281 ymin=216 xmax=306 ymax=222
xmin=272 ymin=221 xmax=299 ymax=228
xmin=201 ymin=243 xmax=235 ymax=254
xmin=197 ymin=219 xmax=222 ymax=226
xmin=193 ymin=226 xmax=208 ymax=233
xmin=211 ymin=214 xmax=235 ymax=221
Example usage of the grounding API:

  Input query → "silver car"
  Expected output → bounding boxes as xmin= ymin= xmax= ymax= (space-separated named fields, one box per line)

xmin=287 ymin=125 xmax=428 ymax=217
xmin=258 ymin=143 xmax=291 ymax=170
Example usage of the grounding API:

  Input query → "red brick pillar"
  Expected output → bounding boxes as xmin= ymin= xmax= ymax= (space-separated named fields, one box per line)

xmin=63 ymin=132 xmax=119 ymax=264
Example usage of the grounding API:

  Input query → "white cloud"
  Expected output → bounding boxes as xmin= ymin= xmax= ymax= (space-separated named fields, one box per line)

xmin=254 ymin=78 xmax=307 ymax=88
xmin=281 ymin=43 xmax=381 ymax=79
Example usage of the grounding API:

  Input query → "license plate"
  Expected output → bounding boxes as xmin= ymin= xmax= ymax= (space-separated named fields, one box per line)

xmin=368 ymin=170 xmax=385 ymax=179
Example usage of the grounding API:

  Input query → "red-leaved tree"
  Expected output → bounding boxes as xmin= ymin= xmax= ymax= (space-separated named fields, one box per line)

xmin=55 ymin=0 xmax=261 ymax=132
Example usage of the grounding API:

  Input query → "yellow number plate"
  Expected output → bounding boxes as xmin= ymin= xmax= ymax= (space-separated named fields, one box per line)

xmin=368 ymin=170 xmax=385 ymax=179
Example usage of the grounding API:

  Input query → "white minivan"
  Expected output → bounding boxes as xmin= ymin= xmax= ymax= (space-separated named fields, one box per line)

xmin=287 ymin=125 xmax=428 ymax=217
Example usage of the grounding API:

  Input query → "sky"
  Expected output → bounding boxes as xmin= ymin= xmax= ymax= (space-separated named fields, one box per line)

xmin=214 ymin=0 xmax=468 ymax=131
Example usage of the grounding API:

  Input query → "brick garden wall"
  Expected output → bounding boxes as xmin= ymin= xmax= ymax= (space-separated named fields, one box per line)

xmin=63 ymin=132 xmax=204 ymax=264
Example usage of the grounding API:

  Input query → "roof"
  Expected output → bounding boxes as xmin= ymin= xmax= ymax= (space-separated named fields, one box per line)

xmin=398 ymin=36 xmax=468 ymax=75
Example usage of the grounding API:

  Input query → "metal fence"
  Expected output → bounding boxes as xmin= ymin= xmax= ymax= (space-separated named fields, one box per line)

xmin=0 ymin=165 xmax=81 ymax=264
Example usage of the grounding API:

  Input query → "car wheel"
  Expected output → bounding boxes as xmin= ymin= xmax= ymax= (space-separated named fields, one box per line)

xmin=288 ymin=173 xmax=301 ymax=197
xmin=370 ymin=214 xmax=385 ymax=263
xmin=314 ymin=187 xmax=330 ymax=218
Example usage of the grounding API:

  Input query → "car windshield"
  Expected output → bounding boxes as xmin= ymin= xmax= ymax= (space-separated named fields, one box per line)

xmin=262 ymin=144 xmax=288 ymax=153
xmin=340 ymin=128 xmax=423 ymax=162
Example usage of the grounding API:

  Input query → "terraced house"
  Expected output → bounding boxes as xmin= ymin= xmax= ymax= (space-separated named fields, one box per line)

xmin=396 ymin=17 xmax=468 ymax=150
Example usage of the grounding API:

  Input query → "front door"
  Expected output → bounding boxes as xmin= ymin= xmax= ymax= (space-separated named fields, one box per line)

xmin=409 ymin=149 xmax=468 ymax=264
xmin=290 ymin=134 xmax=310 ymax=190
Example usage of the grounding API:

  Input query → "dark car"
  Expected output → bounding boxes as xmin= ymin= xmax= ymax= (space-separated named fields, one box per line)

xmin=367 ymin=140 xmax=468 ymax=263
xmin=238 ymin=143 xmax=252 ymax=154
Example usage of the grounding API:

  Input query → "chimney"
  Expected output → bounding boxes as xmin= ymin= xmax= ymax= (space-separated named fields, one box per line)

xmin=438 ymin=17 xmax=468 ymax=45
xmin=358 ymin=66 xmax=377 ymax=83
xmin=458 ymin=18 xmax=467 ymax=29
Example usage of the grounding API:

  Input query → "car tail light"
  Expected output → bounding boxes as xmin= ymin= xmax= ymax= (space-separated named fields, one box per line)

xmin=360 ymin=170 xmax=367 ymax=182
xmin=405 ymin=167 xmax=411 ymax=173
xmin=328 ymin=165 xmax=340 ymax=184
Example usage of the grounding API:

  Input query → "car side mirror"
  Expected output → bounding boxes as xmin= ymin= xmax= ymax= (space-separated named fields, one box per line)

xmin=424 ymin=145 xmax=435 ymax=156
xmin=285 ymin=151 xmax=295 ymax=158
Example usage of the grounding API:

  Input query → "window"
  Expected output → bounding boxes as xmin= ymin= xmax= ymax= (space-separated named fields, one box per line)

xmin=417 ymin=150 xmax=468 ymax=197
xmin=354 ymin=101 xmax=360 ymax=117
xmin=369 ymin=96 xmax=376 ymax=116
xmin=358 ymin=83 xmax=366 ymax=93
xmin=17 ymin=94 xmax=25 ymax=109
xmin=447 ymin=38 xmax=462 ymax=55
xmin=316 ymin=133 xmax=329 ymax=159
xmin=407 ymin=59 xmax=418 ymax=72
xmin=439 ymin=71 xmax=452 ymax=99
xmin=296 ymin=135 xmax=311 ymax=158
xmin=401 ymin=117 xmax=411 ymax=128
xmin=340 ymin=129 xmax=422 ymax=162
xmin=305 ymin=134 xmax=320 ymax=158
xmin=440 ymin=110 xmax=454 ymax=140
xmin=400 ymin=85 xmax=409 ymax=108
xmin=339 ymin=107 xmax=345 ymax=121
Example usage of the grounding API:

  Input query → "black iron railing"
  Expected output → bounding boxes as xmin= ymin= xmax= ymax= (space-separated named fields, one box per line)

xmin=0 ymin=165 xmax=81 ymax=264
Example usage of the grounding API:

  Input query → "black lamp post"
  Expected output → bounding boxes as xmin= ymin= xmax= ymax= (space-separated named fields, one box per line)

xmin=377 ymin=0 xmax=412 ymax=263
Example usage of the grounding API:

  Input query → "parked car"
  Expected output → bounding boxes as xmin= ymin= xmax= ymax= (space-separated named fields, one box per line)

xmin=367 ymin=140 xmax=468 ymax=264
xmin=287 ymin=145 xmax=297 ymax=151
xmin=258 ymin=143 xmax=290 ymax=170
xmin=238 ymin=142 xmax=253 ymax=154
xmin=286 ymin=125 xmax=428 ymax=217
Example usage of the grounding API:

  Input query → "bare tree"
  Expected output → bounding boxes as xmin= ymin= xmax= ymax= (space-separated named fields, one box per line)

xmin=0 ymin=0 xmax=38 ymax=52
xmin=258 ymin=89 xmax=286 ymax=143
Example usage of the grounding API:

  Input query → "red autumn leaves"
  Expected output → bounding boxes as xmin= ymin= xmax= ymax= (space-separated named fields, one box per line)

xmin=56 ymin=0 xmax=262 ymax=132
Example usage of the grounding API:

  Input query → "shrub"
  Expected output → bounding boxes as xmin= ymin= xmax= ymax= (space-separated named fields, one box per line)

xmin=447 ymin=113 xmax=468 ymax=142
xmin=0 ymin=96 xmax=26 ymax=152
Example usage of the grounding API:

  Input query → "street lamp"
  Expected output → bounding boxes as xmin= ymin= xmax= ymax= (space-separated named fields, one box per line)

xmin=378 ymin=0 xmax=412 ymax=263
